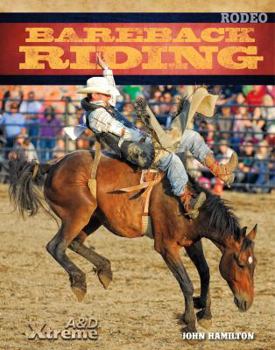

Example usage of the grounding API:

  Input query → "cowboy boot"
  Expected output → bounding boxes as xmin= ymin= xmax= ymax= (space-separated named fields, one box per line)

xmin=203 ymin=152 xmax=238 ymax=186
xmin=179 ymin=187 xmax=206 ymax=219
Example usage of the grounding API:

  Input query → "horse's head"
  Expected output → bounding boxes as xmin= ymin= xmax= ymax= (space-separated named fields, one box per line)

xmin=219 ymin=224 xmax=257 ymax=312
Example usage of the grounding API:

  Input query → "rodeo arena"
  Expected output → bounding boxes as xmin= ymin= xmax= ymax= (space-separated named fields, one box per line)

xmin=0 ymin=77 xmax=274 ymax=349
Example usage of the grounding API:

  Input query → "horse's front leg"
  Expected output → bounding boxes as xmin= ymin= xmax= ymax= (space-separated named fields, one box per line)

xmin=185 ymin=241 xmax=212 ymax=328
xmin=155 ymin=241 xmax=196 ymax=333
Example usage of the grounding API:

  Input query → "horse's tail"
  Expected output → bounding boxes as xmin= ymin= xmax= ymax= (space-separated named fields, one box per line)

xmin=8 ymin=151 xmax=52 ymax=217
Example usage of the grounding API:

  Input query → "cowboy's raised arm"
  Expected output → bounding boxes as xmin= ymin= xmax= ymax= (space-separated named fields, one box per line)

xmin=96 ymin=52 xmax=115 ymax=85
xmin=97 ymin=53 xmax=120 ymax=106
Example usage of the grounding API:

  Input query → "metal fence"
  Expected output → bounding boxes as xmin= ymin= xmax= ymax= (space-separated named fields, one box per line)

xmin=0 ymin=98 xmax=274 ymax=192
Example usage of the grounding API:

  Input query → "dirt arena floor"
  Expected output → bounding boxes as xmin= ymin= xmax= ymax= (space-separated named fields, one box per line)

xmin=0 ymin=183 xmax=274 ymax=350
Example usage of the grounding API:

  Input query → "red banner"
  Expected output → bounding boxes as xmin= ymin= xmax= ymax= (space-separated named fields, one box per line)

xmin=0 ymin=22 xmax=273 ymax=76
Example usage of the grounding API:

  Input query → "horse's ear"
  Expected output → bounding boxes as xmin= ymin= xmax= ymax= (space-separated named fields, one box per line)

xmin=241 ymin=226 xmax=247 ymax=237
xmin=246 ymin=224 xmax=257 ymax=241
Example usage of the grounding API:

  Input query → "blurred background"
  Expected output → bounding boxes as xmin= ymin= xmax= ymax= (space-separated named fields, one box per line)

xmin=0 ymin=84 xmax=274 ymax=194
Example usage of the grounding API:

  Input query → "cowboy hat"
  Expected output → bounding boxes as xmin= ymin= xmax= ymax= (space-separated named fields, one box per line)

xmin=77 ymin=77 xmax=119 ymax=96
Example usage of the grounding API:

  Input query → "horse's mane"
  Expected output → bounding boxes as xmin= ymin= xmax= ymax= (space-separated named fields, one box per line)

xmin=189 ymin=178 xmax=241 ymax=241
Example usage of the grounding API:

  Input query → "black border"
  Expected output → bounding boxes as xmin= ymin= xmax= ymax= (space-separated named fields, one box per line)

xmin=0 ymin=75 xmax=274 ymax=85
xmin=0 ymin=12 xmax=274 ymax=23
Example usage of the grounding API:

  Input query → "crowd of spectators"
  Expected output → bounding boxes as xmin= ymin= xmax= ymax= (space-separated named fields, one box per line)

xmin=0 ymin=84 xmax=274 ymax=193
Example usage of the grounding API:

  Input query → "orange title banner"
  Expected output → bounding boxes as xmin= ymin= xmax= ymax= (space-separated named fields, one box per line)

xmin=0 ymin=23 xmax=273 ymax=76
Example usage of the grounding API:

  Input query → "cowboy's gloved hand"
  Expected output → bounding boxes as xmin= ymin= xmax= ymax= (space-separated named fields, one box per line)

xmin=134 ymin=96 xmax=151 ymax=128
xmin=134 ymin=96 xmax=147 ymax=116
xmin=170 ymin=95 xmax=189 ymax=119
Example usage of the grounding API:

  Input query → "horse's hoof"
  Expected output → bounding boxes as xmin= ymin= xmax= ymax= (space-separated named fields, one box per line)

xmin=70 ymin=273 xmax=87 ymax=302
xmin=71 ymin=286 xmax=86 ymax=302
xmin=98 ymin=269 xmax=113 ymax=289
xmin=182 ymin=325 xmax=197 ymax=333
xmin=197 ymin=310 xmax=212 ymax=329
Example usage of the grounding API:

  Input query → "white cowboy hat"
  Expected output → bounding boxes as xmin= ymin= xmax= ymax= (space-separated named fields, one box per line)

xmin=77 ymin=77 xmax=119 ymax=95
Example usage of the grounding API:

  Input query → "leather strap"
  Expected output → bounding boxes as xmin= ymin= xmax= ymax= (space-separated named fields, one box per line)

xmin=88 ymin=141 xmax=102 ymax=199
xmin=91 ymin=141 xmax=102 ymax=179
xmin=116 ymin=172 xmax=163 ymax=215
xmin=116 ymin=181 xmax=152 ymax=193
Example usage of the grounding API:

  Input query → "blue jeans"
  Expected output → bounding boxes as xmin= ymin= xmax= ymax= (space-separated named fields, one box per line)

xmin=39 ymin=138 xmax=56 ymax=162
xmin=157 ymin=153 xmax=188 ymax=196
xmin=27 ymin=121 xmax=39 ymax=147
xmin=178 ymin=129 xmax=211 ymax=162
xmin=157 ymin=129 xmax=212 ymax=196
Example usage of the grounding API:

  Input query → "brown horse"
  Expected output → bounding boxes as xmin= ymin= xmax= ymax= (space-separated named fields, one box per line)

xmin=9 ymin=150 xmax=257 ymax=333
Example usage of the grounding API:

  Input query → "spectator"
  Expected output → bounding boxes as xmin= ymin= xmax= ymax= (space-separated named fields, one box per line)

xmin=122 ymin=85 xmax=143 ymax=101
xmin=236 ymin=141 xmax=257 ymax=190
xmin=242 ymin=85 xmax=253 ymax=96
xmin=60 ymin=96 xmax=78 ymax=152
xmin=13 ymin=134 xmax=38 ymax=161
xmin=196 ymin=120 xmax=208 ymax=142
xmin=0 ymin=102 xmax=25 ymax=156
xmin=157 ymin=92 xmax=173 ymax=128
xmin=0 ymin=128 xmax=6 ymax=166
xmin=261 ymin=94 xmax=275 ymax=134
xmin=253 ymin=140 xmax=271 ymax=192
xmin=163 ymin=85 xmax=178 ymax=96
xmin=61 ymin=96 xmax=77 ymax=126
xmin=211 ymin=85 xmax=241 ymax=106
xmin=217 ymin=104 xmax=234 ymax=140
xmin=268 ymin=149 xmax=275 ymax=191
xmin=252 ymin=107 xmax=266 ymax=130
xmin=76 ymin=136 xmax=90 ymax=150
xmin=52 ymin=138 xmax=66 ymax=160
xmin=266 ymin=125 xmax=275 ymax=147
xmin=205 ymin=122 xmax=215 ymax=148
xmin=246 ymin=85 xmax=266 ymax=110
xmin=122 ymin=103 xmax=135 ymax=122
xmin=1 ymin=90 xmax=11 ymax=113
xmin=76 ymin=105 xmax=85 ymax=125
xmin=217 ymin=139 xmax=234 ymax=164
xmin=1 ymin=90 xmax=24 ymax=113
xmin=233 ymin=106 xmax=263 ymax=145
xmin=149 ymin=90 xmax=162 ymax=115
xmin=266 ymin=86 xmax=275 ymax=100
xmin=39 ymin=106 xmax=62 ymax=162
xmin=232 ymin=92 xmax=246 ymax=114
xmin=19 ymin=91 xmax=42 ymax=147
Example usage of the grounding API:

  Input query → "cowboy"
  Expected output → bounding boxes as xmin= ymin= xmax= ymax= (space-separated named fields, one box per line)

xmin=77 ymin=53 xmax=237 ymax=218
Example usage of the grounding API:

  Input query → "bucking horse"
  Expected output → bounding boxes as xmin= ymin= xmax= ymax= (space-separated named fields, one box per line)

xmin=8 ymin=147 xmax=257 ymax=335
